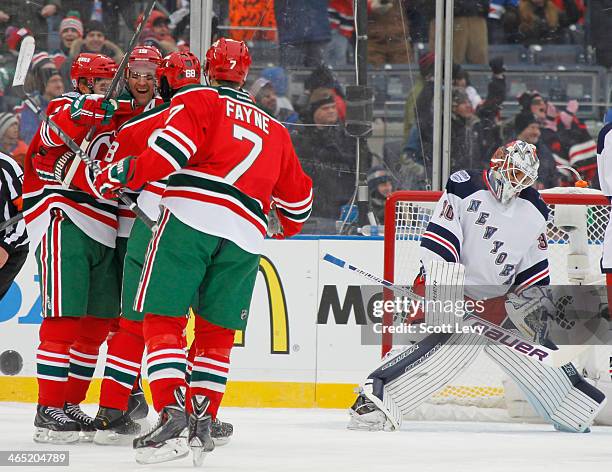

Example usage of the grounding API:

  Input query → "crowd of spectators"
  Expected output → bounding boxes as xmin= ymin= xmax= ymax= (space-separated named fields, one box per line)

xmin=0 ymin=1 xmax=610 ymax=235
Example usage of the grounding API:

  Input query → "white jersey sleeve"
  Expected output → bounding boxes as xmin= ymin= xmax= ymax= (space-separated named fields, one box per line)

xmin=512 ymin=230 xmax=550 ymax=294
xmin=419 ymin=190 xmax=463 ymax=267
xmin=596 ymin=124 xmax=612 ymax=196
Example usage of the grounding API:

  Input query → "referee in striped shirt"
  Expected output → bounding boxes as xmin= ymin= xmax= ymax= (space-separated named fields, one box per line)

xmin=0 ymin=150 xmax=28 ymax=300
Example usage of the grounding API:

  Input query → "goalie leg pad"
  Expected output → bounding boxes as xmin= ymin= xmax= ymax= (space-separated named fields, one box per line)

xmin=484 ymin=344 xmax=607 ymax=432
xmin=359 ymin=332 xmax=485 ymax=430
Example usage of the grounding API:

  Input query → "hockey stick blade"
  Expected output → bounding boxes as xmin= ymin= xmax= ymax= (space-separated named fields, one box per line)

xmin=322 ymin=253 xmax=568 ymax=366
xmin=12 ymin=36 xmax=35 ymax=88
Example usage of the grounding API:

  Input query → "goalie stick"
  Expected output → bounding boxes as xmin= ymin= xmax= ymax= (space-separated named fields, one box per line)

xmin=63 ymin=0 xmax=158 ymax=188
xmin=321 ymin=253 xmax=587 ymax=368
xmin=11 ymin=36 xmax=157 ymax=231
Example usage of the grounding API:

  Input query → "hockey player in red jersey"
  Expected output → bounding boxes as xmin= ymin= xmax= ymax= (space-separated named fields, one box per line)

xmin=93 ymin=38 xmax=313 ymax=465
xmin=23 ymin=53 xmax=123 ymax=444
xmin=92 ymin=50 xmax=236 ymax=447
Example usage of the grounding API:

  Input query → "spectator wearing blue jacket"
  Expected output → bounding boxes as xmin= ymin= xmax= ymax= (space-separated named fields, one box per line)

xmin=19 ymin=53 xmax=64 ymax=143
xmin=274 ymin=0 xmax=331 ymax=68
xmin=488 ymin=0 xmax=519 ymax=43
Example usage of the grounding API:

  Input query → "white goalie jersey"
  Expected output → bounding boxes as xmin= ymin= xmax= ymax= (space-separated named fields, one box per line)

xmin=596 ymin=123 xmax=612 ymax=272
xmin=419 ymin=169 xmax=551 ymax=300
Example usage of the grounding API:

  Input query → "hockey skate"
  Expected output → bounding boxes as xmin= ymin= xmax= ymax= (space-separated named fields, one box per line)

xmin=127 ymin=383 xmax=150 ymax=431
xmin=93 ymin=406 xmax=142 ymax=446
xmin=188 ymin=395 xmax=215 ymax=467
xmin=347 ymin=393 xmax=394 ymax=432
xmin=211 ymin=417 xmax=233 ymax=446
xmin=33 ymin=404 xmax=80 ymax=444
xmin=63 ymin=403 xmax=95 ymax=442
xmin=133 ymin=387 xmax=189 ymax=464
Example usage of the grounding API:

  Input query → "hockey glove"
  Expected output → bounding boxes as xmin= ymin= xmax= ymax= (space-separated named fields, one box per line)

xmin=94 ymin=156 xmax=136 ymax=198
xmin=505 ymin=286 xmax=556 ymax=345
xmin=32 ymin=150 xmax=75 ymax=183
xmin=70 ymin=94 xmax=118 ymax=126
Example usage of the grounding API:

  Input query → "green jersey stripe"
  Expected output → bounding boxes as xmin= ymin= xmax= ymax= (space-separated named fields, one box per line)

xmin=167 ymin=173 xmax=267 ymax=223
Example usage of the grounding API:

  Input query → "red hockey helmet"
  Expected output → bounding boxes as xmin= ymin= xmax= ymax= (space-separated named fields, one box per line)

xmin=125 ymin=45 xmax=162 ymax=78
xmin=205 ymin=38 xmax=251 ymax=85
xmin=70 ymin=53 xmax=117 ymax=90
xmin=156 ymin=51 xmax=201 ymax=91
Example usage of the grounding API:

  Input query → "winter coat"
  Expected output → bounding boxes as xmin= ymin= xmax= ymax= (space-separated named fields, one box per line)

xmin=19 ymin=93 xmax=50 ymax=144
xmin=273 ymin=0 xmax=331 ymax=45
xmin=414 ymin=0 xmax=489 ymax=20
xmin=291 ymin=124 xmax=357 ymax=219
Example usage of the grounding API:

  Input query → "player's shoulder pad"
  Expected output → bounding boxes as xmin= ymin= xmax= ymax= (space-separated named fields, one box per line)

xmin=445 ymin=169 xmax=486 ymax=199
xmin=597 ymin=122 xmax=612 ymax=154
xmin=518 ymin=186 xmax=549 ymax=220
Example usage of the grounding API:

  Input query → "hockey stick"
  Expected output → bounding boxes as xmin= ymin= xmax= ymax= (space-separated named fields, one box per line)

xmin=0 ymin=214 xmax=23 ymax=233
xmin=12 ymin=37 xmax=157 ymax=231
xmin=321 ymin=253 xmax=584 ymax=368
xmin=63 ymin=0 xmax=157 ymax=188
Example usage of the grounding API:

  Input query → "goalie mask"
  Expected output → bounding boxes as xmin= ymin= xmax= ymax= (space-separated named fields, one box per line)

xmin=489 ymin=140 xmax=539 ymax=205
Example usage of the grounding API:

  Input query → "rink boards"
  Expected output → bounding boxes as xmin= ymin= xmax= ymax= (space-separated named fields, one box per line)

xmin=0 ymin=237 xmax=387 ymax=408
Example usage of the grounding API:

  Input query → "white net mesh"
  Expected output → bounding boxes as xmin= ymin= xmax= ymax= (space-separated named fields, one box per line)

xmin=386 ymin=187 xmax=610 ymax=412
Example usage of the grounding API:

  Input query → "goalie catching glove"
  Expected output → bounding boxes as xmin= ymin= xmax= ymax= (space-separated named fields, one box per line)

xmin=505 ymin=286 xmax=556 ymax=345
xmin=94 ymin=156 xmax=137 ymax=197
xmin=70 ymin=94 xmax=117 ymax=126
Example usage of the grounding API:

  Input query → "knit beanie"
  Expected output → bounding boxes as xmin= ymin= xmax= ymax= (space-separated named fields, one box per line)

xmin=60 ymin=11 xmax=84 ymax=37
xmin=85 ymin=20 xmax=106 ymax=37
xmin=0 ymin=113 xmax=19 ymax=139
xmin=514 ymin=112 xmax=538 ymax=135
xmin=309 ymin=87 xmax=335 ymax=116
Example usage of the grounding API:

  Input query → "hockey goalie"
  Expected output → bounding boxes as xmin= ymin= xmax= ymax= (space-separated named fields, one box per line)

xmin=349 ymin=140 xmax=610 ymax=433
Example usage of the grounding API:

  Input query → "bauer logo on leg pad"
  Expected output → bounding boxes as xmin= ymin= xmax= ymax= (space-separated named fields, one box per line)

xmin=470 ymin=321 xmax=549 ymax=361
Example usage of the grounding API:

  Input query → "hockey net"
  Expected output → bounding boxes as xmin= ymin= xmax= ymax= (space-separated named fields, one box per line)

xmin=383 ymin=187 xmax=610 ymax=420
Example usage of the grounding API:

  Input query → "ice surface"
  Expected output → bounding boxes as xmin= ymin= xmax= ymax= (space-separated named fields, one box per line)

xmin=2 ymin=402 xmax=612 ymax=471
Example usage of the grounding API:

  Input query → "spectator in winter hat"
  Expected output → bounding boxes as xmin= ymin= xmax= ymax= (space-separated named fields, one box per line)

xmin=367 ymin=166 xmax=395 ymax=224
xmin=308 ymin=88 xmax=339 ymax=127
xmin=249 ymin=78 xmax=298 ymax=127
xmin=141 ymin=10 xmax=177 ymax=56
xmin=0 ymin=113 xmax=27 ymax=168
xmin=514 ymin=111 xmax=561 ymax=188
xmin=68 ymin=20 xmax=122 ymax=62
xmin=58 ymin=11 xmax=83 ymax=55
xmin=291 ymin=87 xmax=360 ymax=225
xmin=518 ymin=90 xmax=547 ymax=122
xmin=261 ymin=67 xmax=293 ymax=112
xmin=20 ymin=53 xmax=64 ymax=143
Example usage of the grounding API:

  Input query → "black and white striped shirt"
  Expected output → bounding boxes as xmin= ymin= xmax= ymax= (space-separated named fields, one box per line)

xmin=0 ymin=151 xmax=28 ymax=252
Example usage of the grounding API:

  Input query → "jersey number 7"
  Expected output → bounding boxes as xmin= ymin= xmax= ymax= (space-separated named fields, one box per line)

xmin=225 ymin=124 xmax=263 ymax=184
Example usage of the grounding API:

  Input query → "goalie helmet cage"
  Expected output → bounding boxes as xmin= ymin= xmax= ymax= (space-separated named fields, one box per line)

xmin=382 ymin=187 xmax=610 ymax=421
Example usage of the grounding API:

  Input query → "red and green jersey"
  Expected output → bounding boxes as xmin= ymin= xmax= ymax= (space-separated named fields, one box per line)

xmin=23 ymin=92 xmax=119 ymax=249
xmin=126 ymin=84 xmax=313 ymax=254
xmin=23 ymin=93 xmax=164 ymax=248
xmin=106 ymin=101 xmax=170 ymax=236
